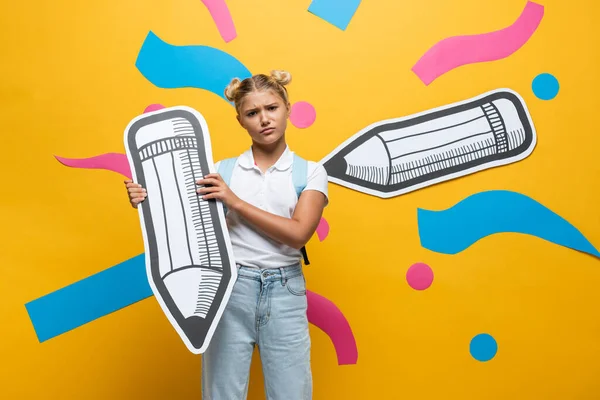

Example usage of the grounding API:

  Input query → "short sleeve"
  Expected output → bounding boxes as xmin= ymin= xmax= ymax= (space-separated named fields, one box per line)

xmin=303 ymin=162 xmax=329 ymax=207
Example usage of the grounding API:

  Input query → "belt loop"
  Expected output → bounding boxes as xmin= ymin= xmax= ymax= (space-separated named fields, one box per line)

xmin=280 ymin=267 xmax=287 ymax=286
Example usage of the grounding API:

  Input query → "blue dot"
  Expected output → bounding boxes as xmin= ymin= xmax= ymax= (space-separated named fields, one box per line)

xmin=470 ymin=333 xmax=497 ymax=362
xmin=532 ymin=73 xmax=559 ymax=100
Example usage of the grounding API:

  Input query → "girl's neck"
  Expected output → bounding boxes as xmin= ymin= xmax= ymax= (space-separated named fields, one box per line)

xmin=251 ymin=137 xmax=287 ymax=172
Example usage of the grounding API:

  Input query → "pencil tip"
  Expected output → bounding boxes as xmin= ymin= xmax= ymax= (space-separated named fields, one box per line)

xmin=323 ymin=153 xmax=347 ymax=180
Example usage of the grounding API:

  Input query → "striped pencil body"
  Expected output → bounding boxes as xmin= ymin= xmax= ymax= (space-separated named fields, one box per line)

xmin=321 ymin=89 xmax=536 ymax=198
xmin=124 ymin=106 xmax=236 ymax=354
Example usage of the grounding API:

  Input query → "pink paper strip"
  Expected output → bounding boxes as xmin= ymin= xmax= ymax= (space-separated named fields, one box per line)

xmin=55 ymin=153 xmax=132 ymax=179
xmin=412 ymin=1 xmax=544 ymax=85
xmin=316 ymin=217 xmax=330 ymax=241
xmin=201 ymin=0 xmax=237 ymax=43
xmin=307 ymin=290 xmax=358 ymax=365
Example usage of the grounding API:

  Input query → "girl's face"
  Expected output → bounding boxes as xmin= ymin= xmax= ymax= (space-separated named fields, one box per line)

xmin=237 ymin=90 xmax=289 ymax=147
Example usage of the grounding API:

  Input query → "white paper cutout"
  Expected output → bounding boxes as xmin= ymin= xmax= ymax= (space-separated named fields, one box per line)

xmin=124 ymin=106 xmax=237 ymax=354
xmin=321 ymin=88 xmax=537 ymax=198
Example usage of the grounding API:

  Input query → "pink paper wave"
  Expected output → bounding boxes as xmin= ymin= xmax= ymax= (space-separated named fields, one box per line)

xmin=57 ymin=150 xmax=357 ymax=364
xmin=201 ymin=0 xmax=237 ymax=43
xmin=412 ymin=1 xmax=544 ymax=85
xmin=55 ymin=153 xmax=132 ymax=179
xmin=307 ymin=290 xmax=358 ymax=365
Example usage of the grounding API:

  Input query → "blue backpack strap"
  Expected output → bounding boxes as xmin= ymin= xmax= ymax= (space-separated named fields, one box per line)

xmin=292 ymin=153 xmax=311 ymax=265
xmin=292 ymin=153 xmax=308 ymax=198
xmin=217 ymin=157 xmax=238 ymax=214
xmin=217 ymin=157 xmax=238 ymax=187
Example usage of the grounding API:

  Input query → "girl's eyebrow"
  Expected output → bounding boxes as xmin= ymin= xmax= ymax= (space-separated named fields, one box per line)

xmin=243 ymin=103 xmax=278 ymax=113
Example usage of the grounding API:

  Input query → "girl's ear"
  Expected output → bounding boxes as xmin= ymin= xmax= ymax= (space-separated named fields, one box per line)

xmin=286 ymin=102 xmax=291 ymax=118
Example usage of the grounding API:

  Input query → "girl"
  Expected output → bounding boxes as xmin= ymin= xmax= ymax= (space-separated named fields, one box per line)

xmin=125 ymin=70 xmax=329 ymax=400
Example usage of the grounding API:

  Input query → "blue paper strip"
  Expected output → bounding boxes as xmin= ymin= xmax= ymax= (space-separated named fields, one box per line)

xmin=307 ymin=0 xmax=361 ymax=31
xmin=417 ymin=190 xmax=600 ymax=257
xmin=25 ymin=254 xmax=152 ymax=342
xmin=135 ymin=31 xmax=252 ymax=102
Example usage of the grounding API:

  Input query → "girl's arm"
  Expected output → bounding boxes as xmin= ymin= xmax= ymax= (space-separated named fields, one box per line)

xmin=196 ymin=173 xmax=326 ymax=250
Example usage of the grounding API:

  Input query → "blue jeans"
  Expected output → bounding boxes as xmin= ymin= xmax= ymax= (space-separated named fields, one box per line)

xmin=201 ymin=263 xmax=312 ymax=399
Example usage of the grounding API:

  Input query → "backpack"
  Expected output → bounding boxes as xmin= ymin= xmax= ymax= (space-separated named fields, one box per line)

xmin=217 ymin=153 xmax=311 ymax=265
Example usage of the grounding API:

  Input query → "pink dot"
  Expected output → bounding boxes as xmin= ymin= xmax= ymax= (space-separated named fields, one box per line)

xmin=406 ymin=263 xmax=434 ymax=290
xmin=316 ymin=217 xmax=330 ymax=241
xmin=290 ymin=101 xmax=316 ymax=129
xmin=144 ymin=104 xmax=165 ymax=113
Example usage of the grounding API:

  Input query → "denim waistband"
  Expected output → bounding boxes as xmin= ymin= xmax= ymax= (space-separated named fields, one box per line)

xmin=235 ymin=262 xmax=303 ymax=283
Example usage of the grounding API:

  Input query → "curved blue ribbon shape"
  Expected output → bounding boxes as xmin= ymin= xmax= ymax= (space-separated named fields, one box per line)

xmin=418 ymin=190 xmax=600 ymax=257
xmin=135 ymin=31 xmax=252 ymax=102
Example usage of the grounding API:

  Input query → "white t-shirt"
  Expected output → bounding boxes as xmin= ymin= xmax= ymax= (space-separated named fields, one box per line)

xmin=214 ymin=146 xmax=329 ymax=269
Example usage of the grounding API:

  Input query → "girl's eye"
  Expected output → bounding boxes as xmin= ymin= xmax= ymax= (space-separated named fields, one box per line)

xmin=269 ymin=106 xmax=278 ymax=111
xmin=247 ymin=111 xmax=256 ymax=117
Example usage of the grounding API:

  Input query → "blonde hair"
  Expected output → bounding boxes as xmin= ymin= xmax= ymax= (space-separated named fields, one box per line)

xmin=224 ymin=70 xmax=292 ymax=114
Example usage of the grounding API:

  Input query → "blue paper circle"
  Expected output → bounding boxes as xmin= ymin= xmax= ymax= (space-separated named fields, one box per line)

xmin=532 ymin=73 xmax=559 ymax=100
xmin=470 ymin=333 xmax=497 ymax=362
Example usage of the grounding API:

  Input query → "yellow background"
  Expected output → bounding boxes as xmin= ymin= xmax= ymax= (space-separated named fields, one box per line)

xmin=2 ymin=0 xmax=600 ymax=398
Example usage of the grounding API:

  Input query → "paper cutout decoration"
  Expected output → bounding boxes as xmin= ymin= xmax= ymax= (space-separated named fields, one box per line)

xmin=55 ymin=153 xmax=132 ymax=178
xmin=412 ymin=1 xmax=544 ymax=85
xmin=316 ymin=217 xmax=330 ymax=241
xmin=25 ymin=254 xmax=150 ymax=343
xmin=144 ymin=103 xmax=166 ymax=113
xmin=307 ymin=0 xmax=361 ymax=31
xmin=417 ymin=190 xmax=600 ymax=258
xmin=124 ymin=105 xmax=237 ymax=354
xmin=135 ymin=31 xmax=252 ymax=102
xmin=201 ymin=0 xmax=237 ymax=42
xmin=307 ymin=290 xmax=358 ymax=365
xmin=290 ymin=101 xmax=317 ymax=129
xmin=532 ymin=73 xmax=560 ymax=100
xmin=321 ymin=89 xmax=536 ymax=199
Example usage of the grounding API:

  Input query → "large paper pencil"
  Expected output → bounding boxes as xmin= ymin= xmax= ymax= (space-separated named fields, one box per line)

xmin=321 ymin=89 xmax=536 ymax=198
xmin=124 ymin=106 xmax=237 ymax=354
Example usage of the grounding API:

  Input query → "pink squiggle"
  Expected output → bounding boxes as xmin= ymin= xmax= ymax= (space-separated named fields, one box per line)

xmin=201 ymin=0 xmax=237 ymax=43
xmin=412 ymin=1 xmax=544 ymax=85
xmin=58 ymin=150 xmax=357 ymax=364
xmin=55 ymin=153 xmax=132 ymax=179
xmin=307 ymin=290 xmax=358 ymax=365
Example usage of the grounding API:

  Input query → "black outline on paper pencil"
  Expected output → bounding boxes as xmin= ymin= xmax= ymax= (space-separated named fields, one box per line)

xmin=124 ymin=106 xmax=236 ymax=354
xmin=320 ymin=89 xmax=537 ymax=198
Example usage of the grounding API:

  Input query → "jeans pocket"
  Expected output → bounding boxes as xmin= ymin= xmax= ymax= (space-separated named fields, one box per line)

xmin=286 ymin=274 xmax=306 ymax=296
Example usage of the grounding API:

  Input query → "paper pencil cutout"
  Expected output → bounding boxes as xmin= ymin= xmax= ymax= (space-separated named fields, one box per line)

xmin=321 ymin=89 xmax=536 ymax=198
xmin=124 ymin=106 xmax=237 ymax=354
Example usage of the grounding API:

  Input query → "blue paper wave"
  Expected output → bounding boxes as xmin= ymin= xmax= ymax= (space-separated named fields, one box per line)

xmin=417 ymin=190 xmax=600 ymax=258
xmin=135 ymin=31 xmax=252 ymax=102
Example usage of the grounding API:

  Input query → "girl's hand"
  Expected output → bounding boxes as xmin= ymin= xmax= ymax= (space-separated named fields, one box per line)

xmin=196 ymin=173 xmax=241 ymax=209
xmin=124 ymin=179 xmax=147 ymax=208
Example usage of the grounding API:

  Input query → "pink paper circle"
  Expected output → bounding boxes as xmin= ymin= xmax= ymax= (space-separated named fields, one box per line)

xmin=316 ymin=217 xmax=330 ymax=241
xmin=406 ymin=263 xmax=434 ymax=290
xmin=144 ymin=104 xmax=165 ymax=113
xmin=290 ymin=101 xmax=316 ymax=129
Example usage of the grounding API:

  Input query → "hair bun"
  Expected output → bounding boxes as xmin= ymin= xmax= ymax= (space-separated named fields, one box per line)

xmin=270 ymin=70 xmax=292 ymax=86
xmin=224 ymin=77 xmax=242 ymax=102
